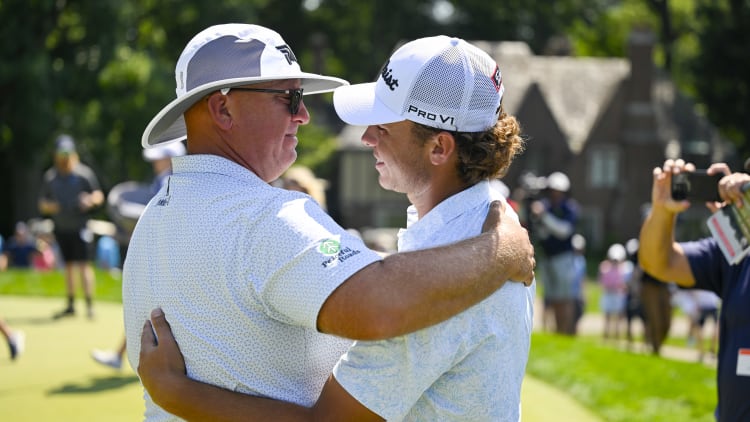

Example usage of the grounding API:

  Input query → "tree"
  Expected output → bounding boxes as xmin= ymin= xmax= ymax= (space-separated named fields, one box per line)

xmin=689 ymin=0 xmax=750 ymax=156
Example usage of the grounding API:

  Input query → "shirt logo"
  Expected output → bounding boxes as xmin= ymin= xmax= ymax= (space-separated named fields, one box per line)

xmin=380 ymin=60 xmax=399 ymax=91
xmin=318 ymin=239 xmax=341 ymax=256
xmin=276 ymin=45 xmax=298 ymax=65
xmin=318 ymin=238 xmax=362 ymax=268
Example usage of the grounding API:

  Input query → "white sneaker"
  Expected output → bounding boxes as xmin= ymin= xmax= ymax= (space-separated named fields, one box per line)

xmin=91 ymin=349 xmax=122 ymax=370
xmin=8 ymin=331 xmax=25 ymax=360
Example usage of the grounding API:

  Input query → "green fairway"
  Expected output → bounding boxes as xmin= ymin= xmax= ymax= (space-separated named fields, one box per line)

xmin=0 ymin=295 xmax=142 ymax=421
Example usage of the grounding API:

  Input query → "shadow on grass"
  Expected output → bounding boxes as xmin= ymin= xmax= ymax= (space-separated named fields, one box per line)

xmin=47 ymin=375 xmax=140 ymax=395
xmin=7 ymin=315 xmax=71 ymax=325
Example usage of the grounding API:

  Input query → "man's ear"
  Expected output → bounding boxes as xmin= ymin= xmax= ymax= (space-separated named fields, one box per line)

xmin=429 ymin=132 xmax=456 ymax=166
xmin=205 ymin=92 xmax=233 ymax=130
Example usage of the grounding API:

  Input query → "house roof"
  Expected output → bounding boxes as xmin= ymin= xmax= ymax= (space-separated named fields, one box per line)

xmin=473 ymin=41 xmax=630 ymax=153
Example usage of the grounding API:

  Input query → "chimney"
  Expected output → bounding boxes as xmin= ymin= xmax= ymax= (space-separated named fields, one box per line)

xmin=627 ymin=28 xmax=655 ymax=103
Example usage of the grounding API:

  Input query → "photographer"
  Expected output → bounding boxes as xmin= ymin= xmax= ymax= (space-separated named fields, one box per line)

xmin=639 ymin=158 xmax=750 ymax=421
xmin=530 ymin=171 xmax=580 ymax=335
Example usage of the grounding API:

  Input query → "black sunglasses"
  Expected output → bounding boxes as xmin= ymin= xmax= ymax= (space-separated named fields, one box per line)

xmin=221 ymin=87 xmax=304 ymax=115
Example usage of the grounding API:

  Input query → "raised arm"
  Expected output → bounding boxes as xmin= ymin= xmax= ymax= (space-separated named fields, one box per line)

xmin=638 ymin=159 xmax=696 ymax=287
xmin=638 ymin=159 xmax=740 ymax=286
xmin=140 ymin=308 xmax=382 ymax=422
xmin=317 ymin=200 xmax=535 ymax=340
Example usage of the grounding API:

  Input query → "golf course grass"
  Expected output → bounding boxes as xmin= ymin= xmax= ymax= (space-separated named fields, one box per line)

xmin=1 ymin=296 xmax=141 ymax=421
xmin=1 ymin=295 xmax=601 ymax=421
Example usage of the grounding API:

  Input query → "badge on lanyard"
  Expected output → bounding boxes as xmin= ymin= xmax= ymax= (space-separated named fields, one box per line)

xmin=737 ymin=349 xmax=750 ymax=376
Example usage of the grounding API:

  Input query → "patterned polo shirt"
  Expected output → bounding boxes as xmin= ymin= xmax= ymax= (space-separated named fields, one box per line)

xmin=333 ymin=180 xmax=535 ymax=421
xmin=123 ymin=154 xmax=381 ymax=421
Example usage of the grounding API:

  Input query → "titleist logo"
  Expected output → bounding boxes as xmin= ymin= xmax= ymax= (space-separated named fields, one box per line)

xmin=380 ymin=60 xmax=398 ymax=91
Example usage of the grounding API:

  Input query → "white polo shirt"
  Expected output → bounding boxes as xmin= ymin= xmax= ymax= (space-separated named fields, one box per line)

xmin=333 ymin=181 xmax=535 ymax=421
xmin=123 ymin=154 xmax=381 ymax=421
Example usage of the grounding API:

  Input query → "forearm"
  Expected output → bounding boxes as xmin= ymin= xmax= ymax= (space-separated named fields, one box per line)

xmin=318 ymin=230 xmax=522 ymax=340
xmin=152 ymin=375 xmax=312 ymax=422
xmin=540 ymin=213 xmax=574 ymax=239
xmin=638 ymin=208 xmax=695 ymax=287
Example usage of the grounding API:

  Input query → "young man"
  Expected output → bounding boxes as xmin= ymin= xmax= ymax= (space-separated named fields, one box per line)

xmin=639 ymin=159 xmax=750 ymax=420
xmin=138 ymin=35 xmax=535 ymax=421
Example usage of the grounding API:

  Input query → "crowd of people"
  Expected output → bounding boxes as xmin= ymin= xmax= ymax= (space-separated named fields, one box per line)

xmin=1 ymin=21 xmax=747 ymax=422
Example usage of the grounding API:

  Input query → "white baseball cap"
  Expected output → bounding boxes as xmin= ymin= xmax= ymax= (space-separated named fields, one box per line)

xmin=607 ymin=243 xmax=627 ymax=262
xmin=142 ymin=24 xmax=349 ymax=148
xmin=546 ymin=171 xmax=570 ymax=193
xmin=333 ymin=35 xmax=504 ymax=132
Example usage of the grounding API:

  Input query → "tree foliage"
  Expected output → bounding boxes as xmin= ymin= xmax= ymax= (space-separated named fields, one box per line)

xmin=688 ymin=0 xmax=750 ymax=154
xmin=0 ymin=0 xmax=748 ymax=233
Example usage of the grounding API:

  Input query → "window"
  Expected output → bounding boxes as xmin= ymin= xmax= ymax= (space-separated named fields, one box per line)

xmin=588 ymin=146 xmax=619 ymax=188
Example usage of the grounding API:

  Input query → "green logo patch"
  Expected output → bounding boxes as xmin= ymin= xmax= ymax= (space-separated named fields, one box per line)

xmin=318 ymin=239 xmax=341 ymax=256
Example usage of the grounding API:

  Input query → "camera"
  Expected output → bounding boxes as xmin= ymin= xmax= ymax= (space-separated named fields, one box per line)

xmin=670 ymin=170 xmax=722 ymax=202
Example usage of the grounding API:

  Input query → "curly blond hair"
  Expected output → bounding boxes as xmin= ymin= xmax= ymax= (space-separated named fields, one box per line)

xmin=411 ymin=107 xmax=525 ymax=185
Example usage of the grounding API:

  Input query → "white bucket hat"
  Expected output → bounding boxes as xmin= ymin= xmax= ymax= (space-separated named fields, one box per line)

xmin=142 ymin=23 xmax=349 ymax=148
xmin=333 ymin=35 xmax=504 ymax=132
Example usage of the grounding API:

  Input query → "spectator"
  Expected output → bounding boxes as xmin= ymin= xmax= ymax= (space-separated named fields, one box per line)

xmin=624 ymin=238 xmax=647 ymax=349
xmin=639 ymin=158 xmax=749 ymax=420
xmin=0 ymin=317 xmax=24 ymax=361
xmin=691 ymin=289 xmax=721 ymax=363
xmin=571 ymin=233 xmax=587 ymax=335
xmin=599 ymin=243 xmax=631 ymax=341
xmin=38 ymin=134 xmax=103 ymax=319
xmin=0 ymin=222 xmax=39 ymax=270
xmin=631 ymin=223 xmax=675 ymax=355
xmin=31 ymin=232 xmax=57 ymax=271
xmin=91 ymin=141 xmax=186 ymax=371
xmin=530 ymin=171 xmax=580 ymax=335
xmin=279 ymin=165 xmax=328 ymax=210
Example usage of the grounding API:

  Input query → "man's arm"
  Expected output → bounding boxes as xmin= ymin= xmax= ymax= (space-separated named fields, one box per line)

xmin=639 ymin=159 xmax=719 ymax=288
xmin=318 ymin=200 xmax=535 ymax=340
xmin=78 ymin=189 xmax=104 ymax=211
xmin=140 ymin=309 xmax=382 ymax=422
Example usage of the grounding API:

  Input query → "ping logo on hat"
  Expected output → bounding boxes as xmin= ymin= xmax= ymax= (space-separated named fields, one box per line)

xmin=334 ymin=35 xmax=504 ymax=133
xmin=142 ymin=24 xmax=348 ymax=148
xmin=275 ymin=45 xmax=297 ymax=65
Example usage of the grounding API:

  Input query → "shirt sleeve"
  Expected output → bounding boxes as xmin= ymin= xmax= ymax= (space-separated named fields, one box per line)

xmin=682 ymin=237 xmax=727 ymax=294
xmin=250 ymin=197 xmax=382 ymax=329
